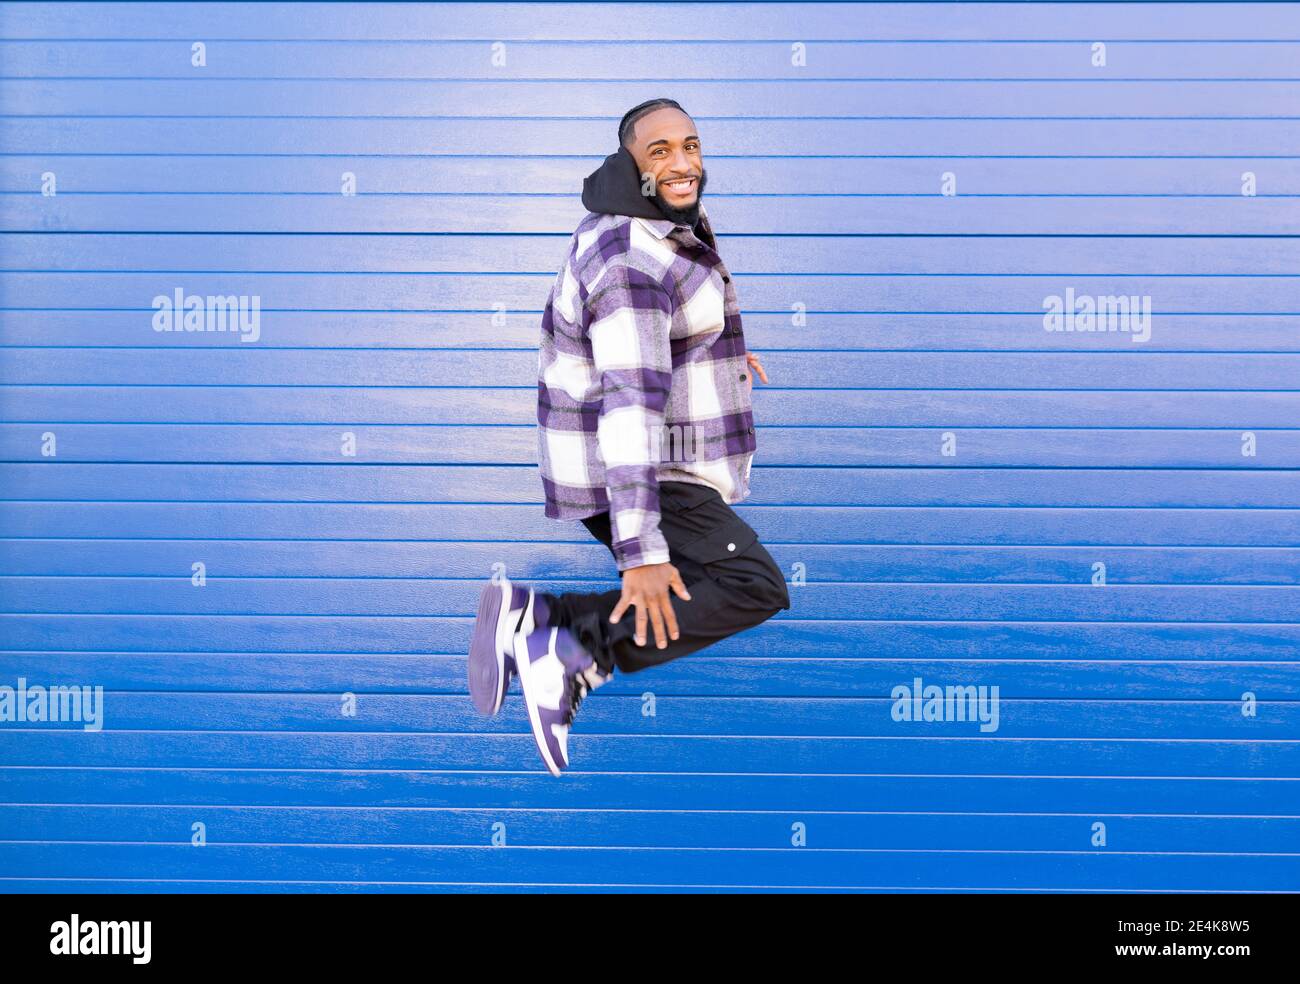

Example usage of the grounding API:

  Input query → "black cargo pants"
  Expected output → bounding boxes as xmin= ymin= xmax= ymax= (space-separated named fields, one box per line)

xmin=539 ymin=480 xmax=791 ymax=675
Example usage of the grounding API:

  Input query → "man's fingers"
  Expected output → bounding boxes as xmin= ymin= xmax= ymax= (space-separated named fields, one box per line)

xmin=648 ymin=599 xmax=669 ymax=650
xmin=670 ymin=577 xmax=692 ymax=602
xmin=634 ymin=603 xmax=648 ymax=646
xmin=609 ymin=595 xmax=629 ymax=624
xmin=614 ymin=569 xmax=689 ymax=647
xmin=611 ymin=585 xmax=642 ymax=626
xmin=661 ymin=594 xmax=680 ymax=642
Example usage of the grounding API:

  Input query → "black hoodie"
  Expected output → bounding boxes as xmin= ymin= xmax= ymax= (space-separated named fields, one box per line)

xmin=580 ymin=146 xmax=714 ymax=249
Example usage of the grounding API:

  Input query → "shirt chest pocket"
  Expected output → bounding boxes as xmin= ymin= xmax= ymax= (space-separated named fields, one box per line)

xmin=670 ymin=274 xmax=726 ymax=341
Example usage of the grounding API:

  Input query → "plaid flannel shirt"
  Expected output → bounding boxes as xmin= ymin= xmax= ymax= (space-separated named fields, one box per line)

xmin=537 ymin=203 xmax=758 ymax=571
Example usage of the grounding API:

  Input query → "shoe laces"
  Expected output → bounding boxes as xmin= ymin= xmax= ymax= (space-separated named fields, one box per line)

xmin=563 ymin=665 xmax=609 ymax=726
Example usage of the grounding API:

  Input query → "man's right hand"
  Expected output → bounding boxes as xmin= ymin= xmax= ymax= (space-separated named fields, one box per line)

xmin=609 ymin=562 xmax=692 ymax=649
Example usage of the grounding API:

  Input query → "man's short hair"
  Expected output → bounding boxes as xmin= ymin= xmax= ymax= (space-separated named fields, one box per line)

xmin=618 ymin=98 xmax=690 ymax=148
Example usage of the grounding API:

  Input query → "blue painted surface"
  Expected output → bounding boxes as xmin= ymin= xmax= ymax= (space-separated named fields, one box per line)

xmin=0 ymin=2 xmax=1297 ymax=892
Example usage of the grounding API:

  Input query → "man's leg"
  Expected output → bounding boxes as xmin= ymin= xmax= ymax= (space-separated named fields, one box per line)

xmin=538 ymin=481 xmax=790 ymax=675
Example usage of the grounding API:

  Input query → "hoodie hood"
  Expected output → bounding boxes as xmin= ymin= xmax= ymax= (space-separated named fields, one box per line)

xmin=581 ymin=146 xmax=708 ymax=244
xmin=581 ymin=146 xmax=670 ymax=220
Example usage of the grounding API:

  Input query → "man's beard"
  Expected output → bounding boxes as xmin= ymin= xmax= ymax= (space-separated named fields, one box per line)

xmin=649 ymin=168 xmax=708 ymax=225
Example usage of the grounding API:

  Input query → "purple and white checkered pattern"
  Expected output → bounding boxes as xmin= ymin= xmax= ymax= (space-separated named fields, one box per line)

xmin=537 ymin=204 xmax=757 ymax=571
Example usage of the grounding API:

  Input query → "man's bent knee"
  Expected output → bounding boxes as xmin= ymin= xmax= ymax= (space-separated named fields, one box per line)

xmin=744 ymin=543 xmax=791 ymax=613
xmin=730 ymin=560 xmax=790 ymax=617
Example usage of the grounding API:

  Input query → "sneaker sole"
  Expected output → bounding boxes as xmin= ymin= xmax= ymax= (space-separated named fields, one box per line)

xmin=514 ymin=624 xmax=563 ymax=777
xmin=468 ymin=579 xmax=512 ymax=716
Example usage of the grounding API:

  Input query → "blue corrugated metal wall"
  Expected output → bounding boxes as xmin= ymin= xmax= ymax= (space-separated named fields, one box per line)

xmin=0 ymin=1 xmax=1297 ymax=893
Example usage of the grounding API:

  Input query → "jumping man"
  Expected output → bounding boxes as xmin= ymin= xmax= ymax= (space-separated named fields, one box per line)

xmin=468 ymin=98 xmax=790 ymax=775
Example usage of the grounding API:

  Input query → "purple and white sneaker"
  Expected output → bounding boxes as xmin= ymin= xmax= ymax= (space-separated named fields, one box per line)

xmin=467 ymin=576 xmax=548 ymax=716
xmin=512 ymin=624 xmax=611 ymax=776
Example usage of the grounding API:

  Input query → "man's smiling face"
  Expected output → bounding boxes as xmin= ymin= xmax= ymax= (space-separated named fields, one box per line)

xmin=625 ymin=106 xmax=707 ymax=218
